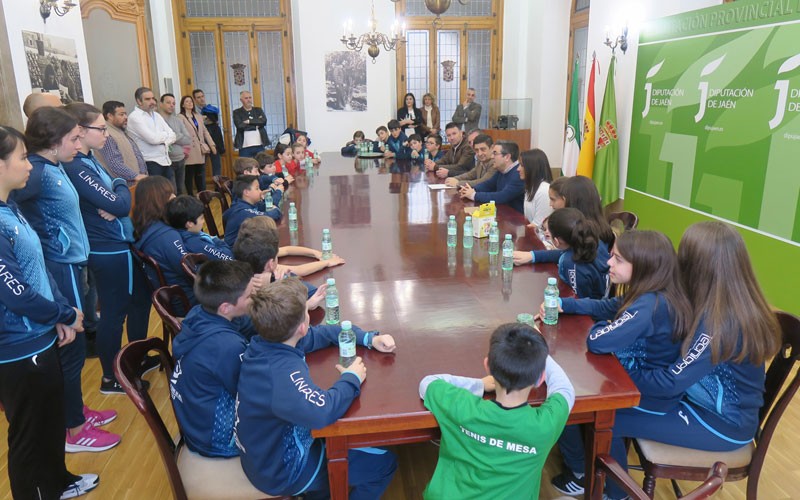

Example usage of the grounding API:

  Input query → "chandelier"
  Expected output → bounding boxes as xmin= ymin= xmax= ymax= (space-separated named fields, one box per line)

xmin=341 ymin=0 xmax=404 ymax=63
xmin=39 ymin=0 xmax=77 ymax=23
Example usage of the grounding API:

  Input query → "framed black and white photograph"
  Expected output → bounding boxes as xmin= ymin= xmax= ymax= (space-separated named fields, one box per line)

xmin=22 ymin=30 xmax=84 ymax=104
xmin=325 ymin=51 xmax=366 ymax=112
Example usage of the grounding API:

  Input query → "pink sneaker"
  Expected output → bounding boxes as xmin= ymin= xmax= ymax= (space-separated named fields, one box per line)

xmin=65 ymin=423 xmax=121 ymax=453
xmin=83 ymin=405 xmax=117 ymax=427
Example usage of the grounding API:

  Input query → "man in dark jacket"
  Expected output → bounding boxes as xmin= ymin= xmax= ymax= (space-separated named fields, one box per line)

xmin=424 ymin=122 xmax=475 ymax=178
xmin=233 ymin=91 xmax=269 ymax=158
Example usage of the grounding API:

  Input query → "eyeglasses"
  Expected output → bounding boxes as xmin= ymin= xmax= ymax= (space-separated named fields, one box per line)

xmin=83 ymin=125 xmax=108 ymax=135
xmin=491 ymin=151 xmax=507 ymax=157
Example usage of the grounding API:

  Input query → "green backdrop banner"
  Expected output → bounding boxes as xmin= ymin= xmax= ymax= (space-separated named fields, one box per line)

xmin=627 ymin=0 xmax=800 ymax=313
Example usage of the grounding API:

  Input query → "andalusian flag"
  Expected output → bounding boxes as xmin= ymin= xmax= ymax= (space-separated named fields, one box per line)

xmin=562 ymin=57 xmax=581 ymax=177
xmin=576 ymin=53 xmax=598 ymax=178
xmin=594 ymin=56 xmax=620 ymax=205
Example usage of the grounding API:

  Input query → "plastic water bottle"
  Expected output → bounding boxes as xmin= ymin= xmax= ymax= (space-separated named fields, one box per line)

xmin=501 ymin=234 xmax=514 ymax=271
xmin=264 ymin=190 xmax=274 ymax=209
xmin=325 ymin=278 xmax=340 ymax=325
xmin=321 ymin=229 xmax=333 ymax=259
xmin=288 ymin=202 xmax=298 ymax=231
xmin=463 ymin=216 xmax=473 ymax=249
xmin=338 ymin=320 xmax=356 ymax=367
xmin=447 ymin=215 xmax=457 ymax=248
xmin=488 ymin=222 xmax=500 ymax=255
xmin=544 ymin=277 xmax=560 ymax=325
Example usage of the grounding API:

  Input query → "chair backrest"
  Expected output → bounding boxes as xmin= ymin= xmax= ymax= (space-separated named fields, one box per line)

xmin=607 ymin=211 xmax=639 ymax=235
xmin=131 ymin=245 xmax=168 ymax=292
xmin=212 ymin=175 xmax=232 ymax=212
xmin=180 ymin=253 xmax=209 ymax=283
xmin=748 ymin=311 xmax=800 ymax=497
xmin=594 ymin=454 xmax=726 ymax=500
xmin=114 ymin=337 xmax=188 ymax=500
xmin=197 ymin=190 xmax=225 ymax=237
xmin=152 ymin=285 xmax=191 ymax=344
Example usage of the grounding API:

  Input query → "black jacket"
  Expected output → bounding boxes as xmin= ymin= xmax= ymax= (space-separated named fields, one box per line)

xmin=233 ymin=106 xmax=269 ymax=150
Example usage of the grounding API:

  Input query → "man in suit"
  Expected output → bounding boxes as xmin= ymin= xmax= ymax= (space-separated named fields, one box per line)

xmin=452 ymin=88 xmax=482 ymax=132
xmin=233 ymin=91 xmax=269 ymax=158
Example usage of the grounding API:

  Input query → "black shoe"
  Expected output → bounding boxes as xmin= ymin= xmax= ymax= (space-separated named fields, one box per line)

xmin=551 ymin=470 xmax=585 ymax=496
xmin=100 ymin=377 xmax=150 ymax=395
xmin=139 ymin=355 xmax=161 ymax=376
xmin=84 ymin=330 xmax=98 ymax=359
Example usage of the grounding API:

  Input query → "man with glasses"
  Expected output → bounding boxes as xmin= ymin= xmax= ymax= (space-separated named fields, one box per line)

xmin=95 ymin=100 xmax=148 ymax=185
xmin=425 ymin=122 xmax=474 ymax=179
xmin=459 ymin=140 xmax=525 ymax=213
xmin=126 ymin=87 xmax=177 ymax=187
xmin=445 ymin=134 xmax=496 ymax=188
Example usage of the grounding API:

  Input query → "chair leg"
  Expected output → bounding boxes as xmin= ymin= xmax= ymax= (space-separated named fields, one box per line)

xmin=670 ymin=478 xmax=683 ymax=498
xmin=642 ymin=473 xmax=656 ymax=499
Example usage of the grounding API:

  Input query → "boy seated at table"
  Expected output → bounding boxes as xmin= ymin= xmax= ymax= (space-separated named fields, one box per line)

xmin=341 ymin=130 xmax=366 ymax=156
xmin=418 ymin=323 xmax=575 ymax=499
xmin=407 ymin=134 xmax=425 ymax=162
xmin=425 ymin=134 xmax=445 ymax=162
xmin=234 ymin=277 xmax=398 ymax=498
xmin=374 ymin=125 xmax=390 ymax=154
xmin=232 ymin=216 xmax=343 ymax=306
xmin=294 ymin=131 xmax=320 ymax=164
xmin=170 ymin=260 xmax=256 ymax=457
xmin=223 ymin=175 xmax=282 ymax=246
xmin=384 ymin=119 xmax=411 ymax=159
xmin=233 ymin=157 xmax=284 ymax=209
xmin=166 ymin=195 xmax=233 ymax=261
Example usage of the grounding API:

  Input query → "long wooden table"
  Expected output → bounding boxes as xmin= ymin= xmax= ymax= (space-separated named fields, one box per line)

xmin=277 ymin=154 xmax=640 ymax=499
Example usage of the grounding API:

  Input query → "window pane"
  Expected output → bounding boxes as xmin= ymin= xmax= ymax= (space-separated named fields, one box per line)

xmin=222 ymin=31 xmax=253 ymax=148
xmin=572 ymin=27 xmax=589 ymax=125
xmin=189 ymin=32 xmax=222 ymax=126
xmin=437 ymin=30 xmax=460 ymax=142
xmin=405 ymin=30 xmax=429 ymax=110
xmin=406 ymin=0 xmax=492 ymax=17
xmin=466 ymin=29 xmax=490 ymax=130
xmin=257 ymin=31 xmax=287 ymax=142
xmin=575 ymin=0 xmax=590 ymax=12
xmin=185 ymin=0 xmax=280 ymax=18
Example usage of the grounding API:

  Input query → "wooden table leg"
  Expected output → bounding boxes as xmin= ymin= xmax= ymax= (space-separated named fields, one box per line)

xmin=585 ymin=410 xmax=616 ymax=500
xmin=326 ymin=436 xmax=349 ymax=500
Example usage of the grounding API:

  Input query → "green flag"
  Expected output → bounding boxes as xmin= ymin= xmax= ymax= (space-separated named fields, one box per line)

xmin=562 ymin=57 xmax=581 ymax=176
xmin=594 ymin=55 xmax=620 ymax=206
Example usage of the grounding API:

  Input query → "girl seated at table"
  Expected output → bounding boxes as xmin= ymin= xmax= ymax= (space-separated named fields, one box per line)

xmin=514 ymin=207 xmax=609 ymax=299
xmin=273 ymin=143 xmax=298 ymax=179
xmin=519 ymin=148 xmax=554 ymax=229
xmin=551 ymin=221 xmax=781 ymax=500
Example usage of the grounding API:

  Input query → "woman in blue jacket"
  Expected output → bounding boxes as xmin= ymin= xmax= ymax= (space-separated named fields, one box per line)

xmin=0 ymin=125 xmax=98 ymax=499
xmin=64 ymin=103 xmax=152 ymax=398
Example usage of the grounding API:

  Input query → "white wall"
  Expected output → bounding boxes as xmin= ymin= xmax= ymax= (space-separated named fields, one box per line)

xmin=148 ymin=0 xmax=181 ymax=96
xmin=291 ymin=0 xmax=397 ymax=152
xmin=2 ymin=0 xmax=92 ymax=117
xmin=584 ymin=0 xmax=722 ymax=197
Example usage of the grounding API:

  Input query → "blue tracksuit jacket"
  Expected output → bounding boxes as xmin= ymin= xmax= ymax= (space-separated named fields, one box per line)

xmin=170 ymin=305 xmax=256 ymax=457
xmin=135 ymin=221 xmax=192 ymax=302
xmin=0 ymin=200 xmax=76 ymax=362
xmin=561 ymin=292 xmax=683 ymax=410
xmin=12 ymin=153 xmax=89 ymax=265
xmin=235 ymin=324 xmax=375 ymax=496
xmin=222 ymin=198 xmax=281 ymax=247
xmin=533 ymin=241 xmax=610 ymax=300
xmin=178 ymin=229 xmax=233 ymax=261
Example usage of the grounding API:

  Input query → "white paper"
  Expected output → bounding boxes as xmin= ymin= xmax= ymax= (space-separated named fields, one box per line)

xmin=428 ymin=184 xmax=456 ymax=190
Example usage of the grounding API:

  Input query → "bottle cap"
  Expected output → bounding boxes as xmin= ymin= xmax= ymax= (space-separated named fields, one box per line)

xmin=449 ymin=215 xmax=455 ymax=219
xmin=341 ymin=320 xmax=352 ymax=329
xmin=491 ymin=221 xmax=498 ymax=227
xmin=465 ymin=215 xmax=472 ymax=221
xmin=327 ymin=278 xmax=336 ymax=286
xmin=517 ymin=313 xmax=534 ymax=324
xmin=323 ymin=228 xmax=330 ymax=233
xmin=505 ymin=234 xmax=512 ymax=239
xmin=548 ymin=277 xmax=557 ymax=285
xmin=290 ymin=202 xmax=295 ymax=206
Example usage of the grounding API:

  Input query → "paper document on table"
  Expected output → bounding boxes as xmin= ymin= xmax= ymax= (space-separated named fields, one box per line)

xmin=428 ymin=184 xmax=456 ymax=190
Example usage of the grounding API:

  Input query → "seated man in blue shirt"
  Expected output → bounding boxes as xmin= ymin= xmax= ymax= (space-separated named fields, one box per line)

xmin=458 ymin=140 xmax=525 ymax=213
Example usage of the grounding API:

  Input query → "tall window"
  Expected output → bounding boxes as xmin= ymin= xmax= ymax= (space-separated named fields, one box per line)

xmin=173 ymin=0 xmax=296 ymax=176
xmin=396 ymin=0 xmax=503 ymax=138
xmin=567 ymin=0 xmax=590 ymax=123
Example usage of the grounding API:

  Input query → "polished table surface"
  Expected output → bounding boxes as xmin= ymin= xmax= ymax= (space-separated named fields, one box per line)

xmin=276 ymin=154 xmax=639 ymax=498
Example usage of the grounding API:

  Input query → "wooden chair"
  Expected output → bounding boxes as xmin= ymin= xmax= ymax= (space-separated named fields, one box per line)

xmin=632 ymin=311 xmax=800 ymax=499
xmin=132 ymin=245 xmax=168 ymax=292
xmin=180 ymin=253 xmax=209 ymax=283
xmin=197 ymin=190 xmax=226 ymax=237
xmin=607 ymin=211 xmax=639 ymax=236
xmin=591 ymin=454 xmax=727 ymax=500
xmin=152 ymin=285 xmax=190 ymax=345
xmin=212 ymin=175 xmax=232 ymax=212
xmin=114 ymin=337 xmax=284 ymax=500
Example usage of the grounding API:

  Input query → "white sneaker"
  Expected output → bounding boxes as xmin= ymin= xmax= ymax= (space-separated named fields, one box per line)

xmin=61 ymin=474 xmax=99 ymax=499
